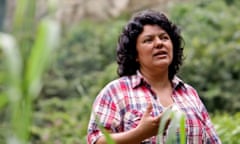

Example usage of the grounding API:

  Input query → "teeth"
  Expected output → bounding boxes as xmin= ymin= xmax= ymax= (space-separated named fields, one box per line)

xmin=154 ymin=51 xmax=166 ymax=56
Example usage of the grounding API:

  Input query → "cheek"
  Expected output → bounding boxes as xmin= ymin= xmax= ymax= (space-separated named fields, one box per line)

xmin=137 ymin=46 xmax=149 ymax=56
xmin=171 ymin=50 xmax=174 ymax=60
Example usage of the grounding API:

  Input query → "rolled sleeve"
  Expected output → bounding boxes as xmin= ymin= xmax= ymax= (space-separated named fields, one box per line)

xmin=201 ymin=105 xmax=222 ymax=144
xmin=87 ymin=85 xmax=121 ymax=144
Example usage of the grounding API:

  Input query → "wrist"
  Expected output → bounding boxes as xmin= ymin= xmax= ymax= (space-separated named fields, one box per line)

xmin=134 ymin=125 xmax=149 ymax=141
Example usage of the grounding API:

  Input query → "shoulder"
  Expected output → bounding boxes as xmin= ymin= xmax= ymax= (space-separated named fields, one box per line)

xmin=103 ymin=76 xmax=132 ymax=91
xmin=183 ymin=82 xmax=198 ymax=94
xmin=95 ymin=76 xmax=133 ymax=101
xmin=174 ymin=77 xmax=206 ymax=110
xmin=174 ymin=76 xmax=199 ymax=96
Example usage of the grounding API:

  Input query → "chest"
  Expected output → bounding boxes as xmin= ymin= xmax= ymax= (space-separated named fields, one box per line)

xmin=117 ymin=87 xmax=206 ymax=141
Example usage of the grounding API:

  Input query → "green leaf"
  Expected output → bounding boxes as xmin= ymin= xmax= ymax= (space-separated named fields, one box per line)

xmin=95 ymin=113 xmax=116 ymax=144
xmin=0 ymin=93 xmax=8 ymax=108
xmin=167 ymin=106 xmax=186 ymax=144
xmin=179 ymin=114 xmax=186 ymax=144
xmin=0 ymin=33 xmax=22 ymax=102
xmin=166 ymin=113 xmax=177 ymax=143
xmin=101 ymin=129 xmax=116 ymax=144
xmin=25 ymin=19 xmax=61 ymax=98
xmin=157 ymin=106 xmax=186 ymax=144
xmin=157 ymin=107 xmax=173 ymax=143
xmin=13 ymin=0 xmax=35 ymax=32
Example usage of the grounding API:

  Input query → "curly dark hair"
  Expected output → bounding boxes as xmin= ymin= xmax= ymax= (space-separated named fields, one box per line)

xmin=117 ymin=9 xmax=184 ymax=80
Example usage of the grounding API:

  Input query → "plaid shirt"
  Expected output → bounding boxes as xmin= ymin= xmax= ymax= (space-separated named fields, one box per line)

xmin=87 ymin=72 xmax=221 ymax=144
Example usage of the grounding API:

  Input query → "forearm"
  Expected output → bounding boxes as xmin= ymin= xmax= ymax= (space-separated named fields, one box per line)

xmin=96 ymin=127 xmax=147 ymax=144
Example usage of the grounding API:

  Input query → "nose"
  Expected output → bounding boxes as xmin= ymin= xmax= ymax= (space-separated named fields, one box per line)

xmin=154 ymin=37 xmax=163 ymax=48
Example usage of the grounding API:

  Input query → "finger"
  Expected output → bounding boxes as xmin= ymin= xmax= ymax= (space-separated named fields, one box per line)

xmin=152 ymin=112 xmax=161 ymax=122
xmin=143 ymin=103 xmax=153 ymax=117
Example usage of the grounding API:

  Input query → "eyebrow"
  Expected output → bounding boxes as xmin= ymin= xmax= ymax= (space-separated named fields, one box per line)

xmin=142 ymin=32 xmax=168 ymax=38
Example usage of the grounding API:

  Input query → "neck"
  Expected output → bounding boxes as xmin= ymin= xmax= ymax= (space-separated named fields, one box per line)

xmin=140 ymin=69 xmax=171 ymax=89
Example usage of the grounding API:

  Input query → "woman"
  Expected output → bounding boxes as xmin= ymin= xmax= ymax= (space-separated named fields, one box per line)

xmin=87 ymin=9 xmax=221 ymax=144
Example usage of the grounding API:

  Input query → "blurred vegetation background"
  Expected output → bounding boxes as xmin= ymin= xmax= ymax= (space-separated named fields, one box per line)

xmin=0 ymin=0 xmax=240 ymax=143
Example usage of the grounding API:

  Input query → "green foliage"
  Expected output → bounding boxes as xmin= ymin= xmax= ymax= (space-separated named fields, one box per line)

xmin=212 ymin=112 xmax=240 ymax=144
xmin=32 ymin=0 xmax=240 ymax=143
xmin=0 ymin=0 xmax=61 ymax=143
xmin=31 ymin=97 xmax=91 ymax=144
xmin=100 ymin=107 xmax=186 ymax=144
xmin=1 ymin=0 xmax=239 ymax=143
xmin=158 ymin=106 xmax=186 ymax=144
xmin=0 ymin=0 xmax=6 ymax=30
xmin=41 ymin=19 xmax=124 ymax=99
xmin=88 ymin=63 xmax=118 ymax=98
xmin=169 ymin=0 xmax=240 ymax=112
xmin=0 ymin=21 xmax=60 ymax=143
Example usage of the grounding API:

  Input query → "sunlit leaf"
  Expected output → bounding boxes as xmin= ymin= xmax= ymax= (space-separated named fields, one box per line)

xmin=157 ymin=107 xmax=172 ymax=143
xmin=0 ymin=33 xmax=22 ymax=102
xmin=13 ymin=0 xmax=35 ymax=32
xmin=166 ymin=113 xmax=177 ymax=143
xmin=0 ymin=94 xmax=8 ymax=108
xmin=25 ymin=19 xmax=61 ymax=98
xmin=179 ymin=114 xmax=186 ymax=144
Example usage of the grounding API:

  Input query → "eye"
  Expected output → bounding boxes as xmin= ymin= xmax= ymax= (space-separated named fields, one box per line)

xmin=163 ymin=36 xmax=169 ymax=39
xmin=143 ymin=38 xmax=153 ymax=43
xmin=160 ymin=35 xmax=170 ymax=41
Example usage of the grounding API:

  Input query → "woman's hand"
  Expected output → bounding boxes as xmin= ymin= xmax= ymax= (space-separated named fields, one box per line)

xmin=135 ymin=103 xmax=162 ymax=139
xmin=96 ymin=104 xmax=172 ymax=144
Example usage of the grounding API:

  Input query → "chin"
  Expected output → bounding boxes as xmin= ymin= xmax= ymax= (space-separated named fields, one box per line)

xmin=154 ymin=61 xmax=171 ymax=67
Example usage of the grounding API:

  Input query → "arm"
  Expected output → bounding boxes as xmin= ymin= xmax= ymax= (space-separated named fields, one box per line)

xmin=95 ymin=104 xmax=161 ymax=144
xmin=96 ymin=127 xmax=145 ymax=144
xmin=200 ymin=103 xmax=222 ymax=144
xmin=193 ymin=89 xmax=222 ymax=144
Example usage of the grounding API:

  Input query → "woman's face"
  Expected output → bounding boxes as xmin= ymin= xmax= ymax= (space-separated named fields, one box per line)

xmin=136 ymin=25 xmax=173 ymax=73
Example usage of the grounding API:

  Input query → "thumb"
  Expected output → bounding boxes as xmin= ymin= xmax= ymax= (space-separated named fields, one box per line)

xmin=143 ymin=103 xmax=153 ymax=117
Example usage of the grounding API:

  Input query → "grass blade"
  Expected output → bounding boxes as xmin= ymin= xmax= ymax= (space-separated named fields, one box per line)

xmin=0 ymin=33 xmax=22 ymax=102
xmin=25 ymin=19 xmax=61 ymax=98
xmin=179 ymin=114 xmax=186 ymax=144
xmin=95 ymin=113 xmax=116 ymax=144
xmin=157 ymin=107 xmax=173 ymax=143
xmin=157 ymin=105 xmax=186 ymax=144
xmin=166 ymin=114 xmax=178 ymax=143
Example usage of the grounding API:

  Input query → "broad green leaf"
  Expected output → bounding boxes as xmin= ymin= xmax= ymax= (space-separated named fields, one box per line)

xmin=0 ymin=33 xmax=22 ymax=102
xmin=13 ymin=0 xmax=35 ymax=32
xmin=166 ymin=107 xmax=186 ymax=144
xmin=179 ymin=114 xmax=186 ymax=144
xmin=166 ymin=113 xmax=178 ymax=144
xmin=157 ymin=106 xmax=186 ymax=144
xmin=0 ymin=94 xmax=8 ymax=108
xmin=157 ymin=107 xmax=173 ymax=143
xmin=25 ymin=19 xmax=60 ymax=98
xmin=0 ymin=33 xmax=25 ymax=144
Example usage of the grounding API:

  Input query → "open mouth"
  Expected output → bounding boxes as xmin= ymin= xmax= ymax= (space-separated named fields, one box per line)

xmin=153 ymin=51 xmax=167 ymax=57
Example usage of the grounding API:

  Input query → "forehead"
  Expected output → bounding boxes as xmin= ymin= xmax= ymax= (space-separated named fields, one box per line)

xmin=139 ymin=25 xmax=167 ymax=37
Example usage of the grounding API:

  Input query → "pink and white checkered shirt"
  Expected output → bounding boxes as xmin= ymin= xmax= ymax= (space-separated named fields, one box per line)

xmin=87 ymin=72 xmax=221 ymax=144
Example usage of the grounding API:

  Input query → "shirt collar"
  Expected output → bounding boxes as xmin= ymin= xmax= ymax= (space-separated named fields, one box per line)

xmin=131 ymin=70 xmax=144 ymax=88
xmin=172 ymin=76 xmax=186 ymax=90
xmin=131 ymin=70 xmax=185 ymax=90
